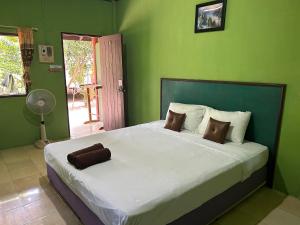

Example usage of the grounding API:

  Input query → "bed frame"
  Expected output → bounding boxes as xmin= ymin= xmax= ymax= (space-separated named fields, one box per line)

xmin=47 ymin=78 xmax=286 ymax=225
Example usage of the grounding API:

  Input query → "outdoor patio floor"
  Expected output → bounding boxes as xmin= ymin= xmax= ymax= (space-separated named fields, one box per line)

xmin=67 ymin=98 xmax=104 ymax=139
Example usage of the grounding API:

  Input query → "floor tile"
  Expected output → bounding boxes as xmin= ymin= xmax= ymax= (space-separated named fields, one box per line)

xmin=216 ymin=208 xmax=261 ymax=225
xmin=1 ymin=147 xmax=30 ymax=164
xmin=6 ymin=159 xmax=36 ymax=172
xmin=13 ymin=175 xmax=45 ymax=192
xmin=30 ymin=151 xmax=45 ymax=164
xmin=262 ymin=208 xmax=300 ymax=225
xmin=24 ymin=196 xmax=57 ymax=220
xmin=0 ymin=160 xmax=7 ymax=171
xmin=0 ymin=206 xmax=32 ymax=225
xmin=256 ymin=222 xmax=269 ymax=225
xmin=279 ymin=196 xmax=300 ymax=218
xmin=40 ymin=209 xmax=83 ymax=225
xmin=237 ymin=187 xmax=286 ymax=220
xmin=8 ymin=164 xmax=40 ymax=180
xmin=0 ymin=181 xmax=16 ymax=198
xmin=0 ymin=209 xmax=16 ymax=225
xmin=0 ymin=167 xmax=12 ymax=184
xmin=7 ymin=206 xmax=31 ymax=225
xmin=36 ymin=164 xmax=47 ymax=176
xmin=19 ymin=189 xmax=51 ymax=206
xmin=0 ymin=193 xmax=22 ymax=211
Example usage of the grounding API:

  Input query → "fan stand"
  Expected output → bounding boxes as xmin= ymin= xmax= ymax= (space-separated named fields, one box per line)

xmin=35 ymin=114 xmax=50 ymax=149
xmin=35 ymin=139 xmax=49 ymax=149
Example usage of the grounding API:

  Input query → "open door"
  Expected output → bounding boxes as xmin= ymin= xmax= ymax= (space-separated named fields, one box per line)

xmin=99 ymin=34 xmax=125 ymax=131
xmin=62 ymin=33 xmax=104 ymax=138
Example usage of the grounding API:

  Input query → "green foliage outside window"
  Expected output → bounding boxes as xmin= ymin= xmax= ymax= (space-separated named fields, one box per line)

xmin=0 ymin=35 xmax=25 ymax=96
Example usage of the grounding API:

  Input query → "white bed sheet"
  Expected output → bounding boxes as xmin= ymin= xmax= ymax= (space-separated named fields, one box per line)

xmin=44 ymin=121 xmax=268 ymax=225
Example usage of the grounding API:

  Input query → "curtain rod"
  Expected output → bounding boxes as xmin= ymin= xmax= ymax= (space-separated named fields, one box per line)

xmin=0 ymin=25 xmax=38 ymax=31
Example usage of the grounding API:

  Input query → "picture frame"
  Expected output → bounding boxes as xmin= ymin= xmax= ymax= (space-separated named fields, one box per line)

xmin=38 ymin=45 xmax=54 ymax=63
xmin=194 ymin=0 xmax=227 ymax=33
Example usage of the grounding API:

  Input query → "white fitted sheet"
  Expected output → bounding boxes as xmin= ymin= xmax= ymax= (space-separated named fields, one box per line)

xmin=45 ymin=121 xmax=268 ymax=225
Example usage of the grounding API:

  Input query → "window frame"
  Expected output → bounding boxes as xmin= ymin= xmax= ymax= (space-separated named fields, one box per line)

xmin=0 ymin=32 xmax=28 ymax=98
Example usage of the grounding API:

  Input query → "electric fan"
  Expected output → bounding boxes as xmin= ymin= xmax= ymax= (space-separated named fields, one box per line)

xmin=26 ymin=89 xmax=56 ymax=149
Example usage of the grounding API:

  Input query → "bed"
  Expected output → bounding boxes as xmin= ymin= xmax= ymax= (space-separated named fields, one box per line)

xmin=45 ymin=78 xmax=286 ymax=225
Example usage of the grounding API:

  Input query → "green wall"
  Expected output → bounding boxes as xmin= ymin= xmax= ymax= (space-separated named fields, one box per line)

xmin=1 ymin=0 xmax=300 ymax=197
xmin=0 ymin=0 xmax=113 ymax=149
xmin=115 ymin=0 xmax=300 ymax=196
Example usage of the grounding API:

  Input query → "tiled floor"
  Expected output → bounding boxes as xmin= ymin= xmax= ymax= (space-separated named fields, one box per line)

xmin=71 ymin=122 xmax=104 ymax=139
xmin=0 ymin=145 xmax=82 ymax=225
xmin=0 ymin=145 xmax=299 ymax=225
xmin=257 ymin=196 xmax=300 ymax=225
xmin=68 ymin=99 xmax=104 ymax=139
xmin=211 ymin=191 xmax=300 ymax=225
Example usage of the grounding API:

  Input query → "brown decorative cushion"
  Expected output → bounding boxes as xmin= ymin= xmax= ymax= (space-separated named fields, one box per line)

xmin=203 ymin=117 xmax=231 ymax=144
xmin=164 ymin=110 xmax=186 ymax=132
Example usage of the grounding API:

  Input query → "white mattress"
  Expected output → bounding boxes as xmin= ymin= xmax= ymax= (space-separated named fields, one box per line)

xmin=44 ymin=121 xmax=268 ymax=225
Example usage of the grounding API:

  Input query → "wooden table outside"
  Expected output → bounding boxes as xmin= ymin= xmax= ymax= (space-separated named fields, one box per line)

xmin=79 ymin=84 xmax=102 ymax=124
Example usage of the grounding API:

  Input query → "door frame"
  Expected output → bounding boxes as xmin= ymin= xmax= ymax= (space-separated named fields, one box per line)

xmin=60 ymin=32 xmax=102 ymax=138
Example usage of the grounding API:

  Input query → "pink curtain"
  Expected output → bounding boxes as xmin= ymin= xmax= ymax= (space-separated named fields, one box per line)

xmin=17 ymin=27 xmax=34 ymax=88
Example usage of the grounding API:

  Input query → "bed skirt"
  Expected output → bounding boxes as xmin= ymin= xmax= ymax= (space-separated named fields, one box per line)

xmin=47 ymin=164 xmax=267 ymax=225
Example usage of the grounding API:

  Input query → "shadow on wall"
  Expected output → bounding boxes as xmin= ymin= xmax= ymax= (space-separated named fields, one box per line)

xmin=23 ymin=105 xmax=40 ymax=127
xmin=122 ymin=44 xmax=129 ymax=127
xmin=23 ymin=104 xmax=55 ymax=128
xmin=274 ymin=164 xmax=288 ymax=194
xmin=118 ymin=0 xmax=159 ymax=32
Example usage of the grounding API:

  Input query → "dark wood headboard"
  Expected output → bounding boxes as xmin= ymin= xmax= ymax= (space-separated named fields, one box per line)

xmin=160 ymin=78 xmax=286 ymax=187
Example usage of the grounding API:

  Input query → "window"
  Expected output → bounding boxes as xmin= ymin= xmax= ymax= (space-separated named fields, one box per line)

xmin=0 ymin=33 xmax=26 ymax=96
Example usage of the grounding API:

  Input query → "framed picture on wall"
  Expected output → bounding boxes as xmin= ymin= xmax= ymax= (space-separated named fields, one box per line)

xmin=195 ymin=0 xmax=227 ymax=33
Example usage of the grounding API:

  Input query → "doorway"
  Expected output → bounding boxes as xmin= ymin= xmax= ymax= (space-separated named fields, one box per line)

xmin=62 ymin=33 xmax=125 ymax=139
xmin=62 ymin=33 xmax=103 ymax=138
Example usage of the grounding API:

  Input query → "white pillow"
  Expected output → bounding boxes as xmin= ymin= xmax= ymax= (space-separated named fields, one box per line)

xmin=167 ymin=103 xmax=206 ymax=132
xmin=198 ymin=107 xmax=251 ymax=143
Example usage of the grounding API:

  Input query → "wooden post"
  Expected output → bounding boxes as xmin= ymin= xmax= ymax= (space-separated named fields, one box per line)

xmin=92 ymin=37 xmax=100 ymax=120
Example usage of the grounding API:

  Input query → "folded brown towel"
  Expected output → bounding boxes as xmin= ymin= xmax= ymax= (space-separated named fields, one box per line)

xmin=67 ymin=143 xmax=104 ymax=165
xmin=73 ymin=148 xmax=111 ymax=170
